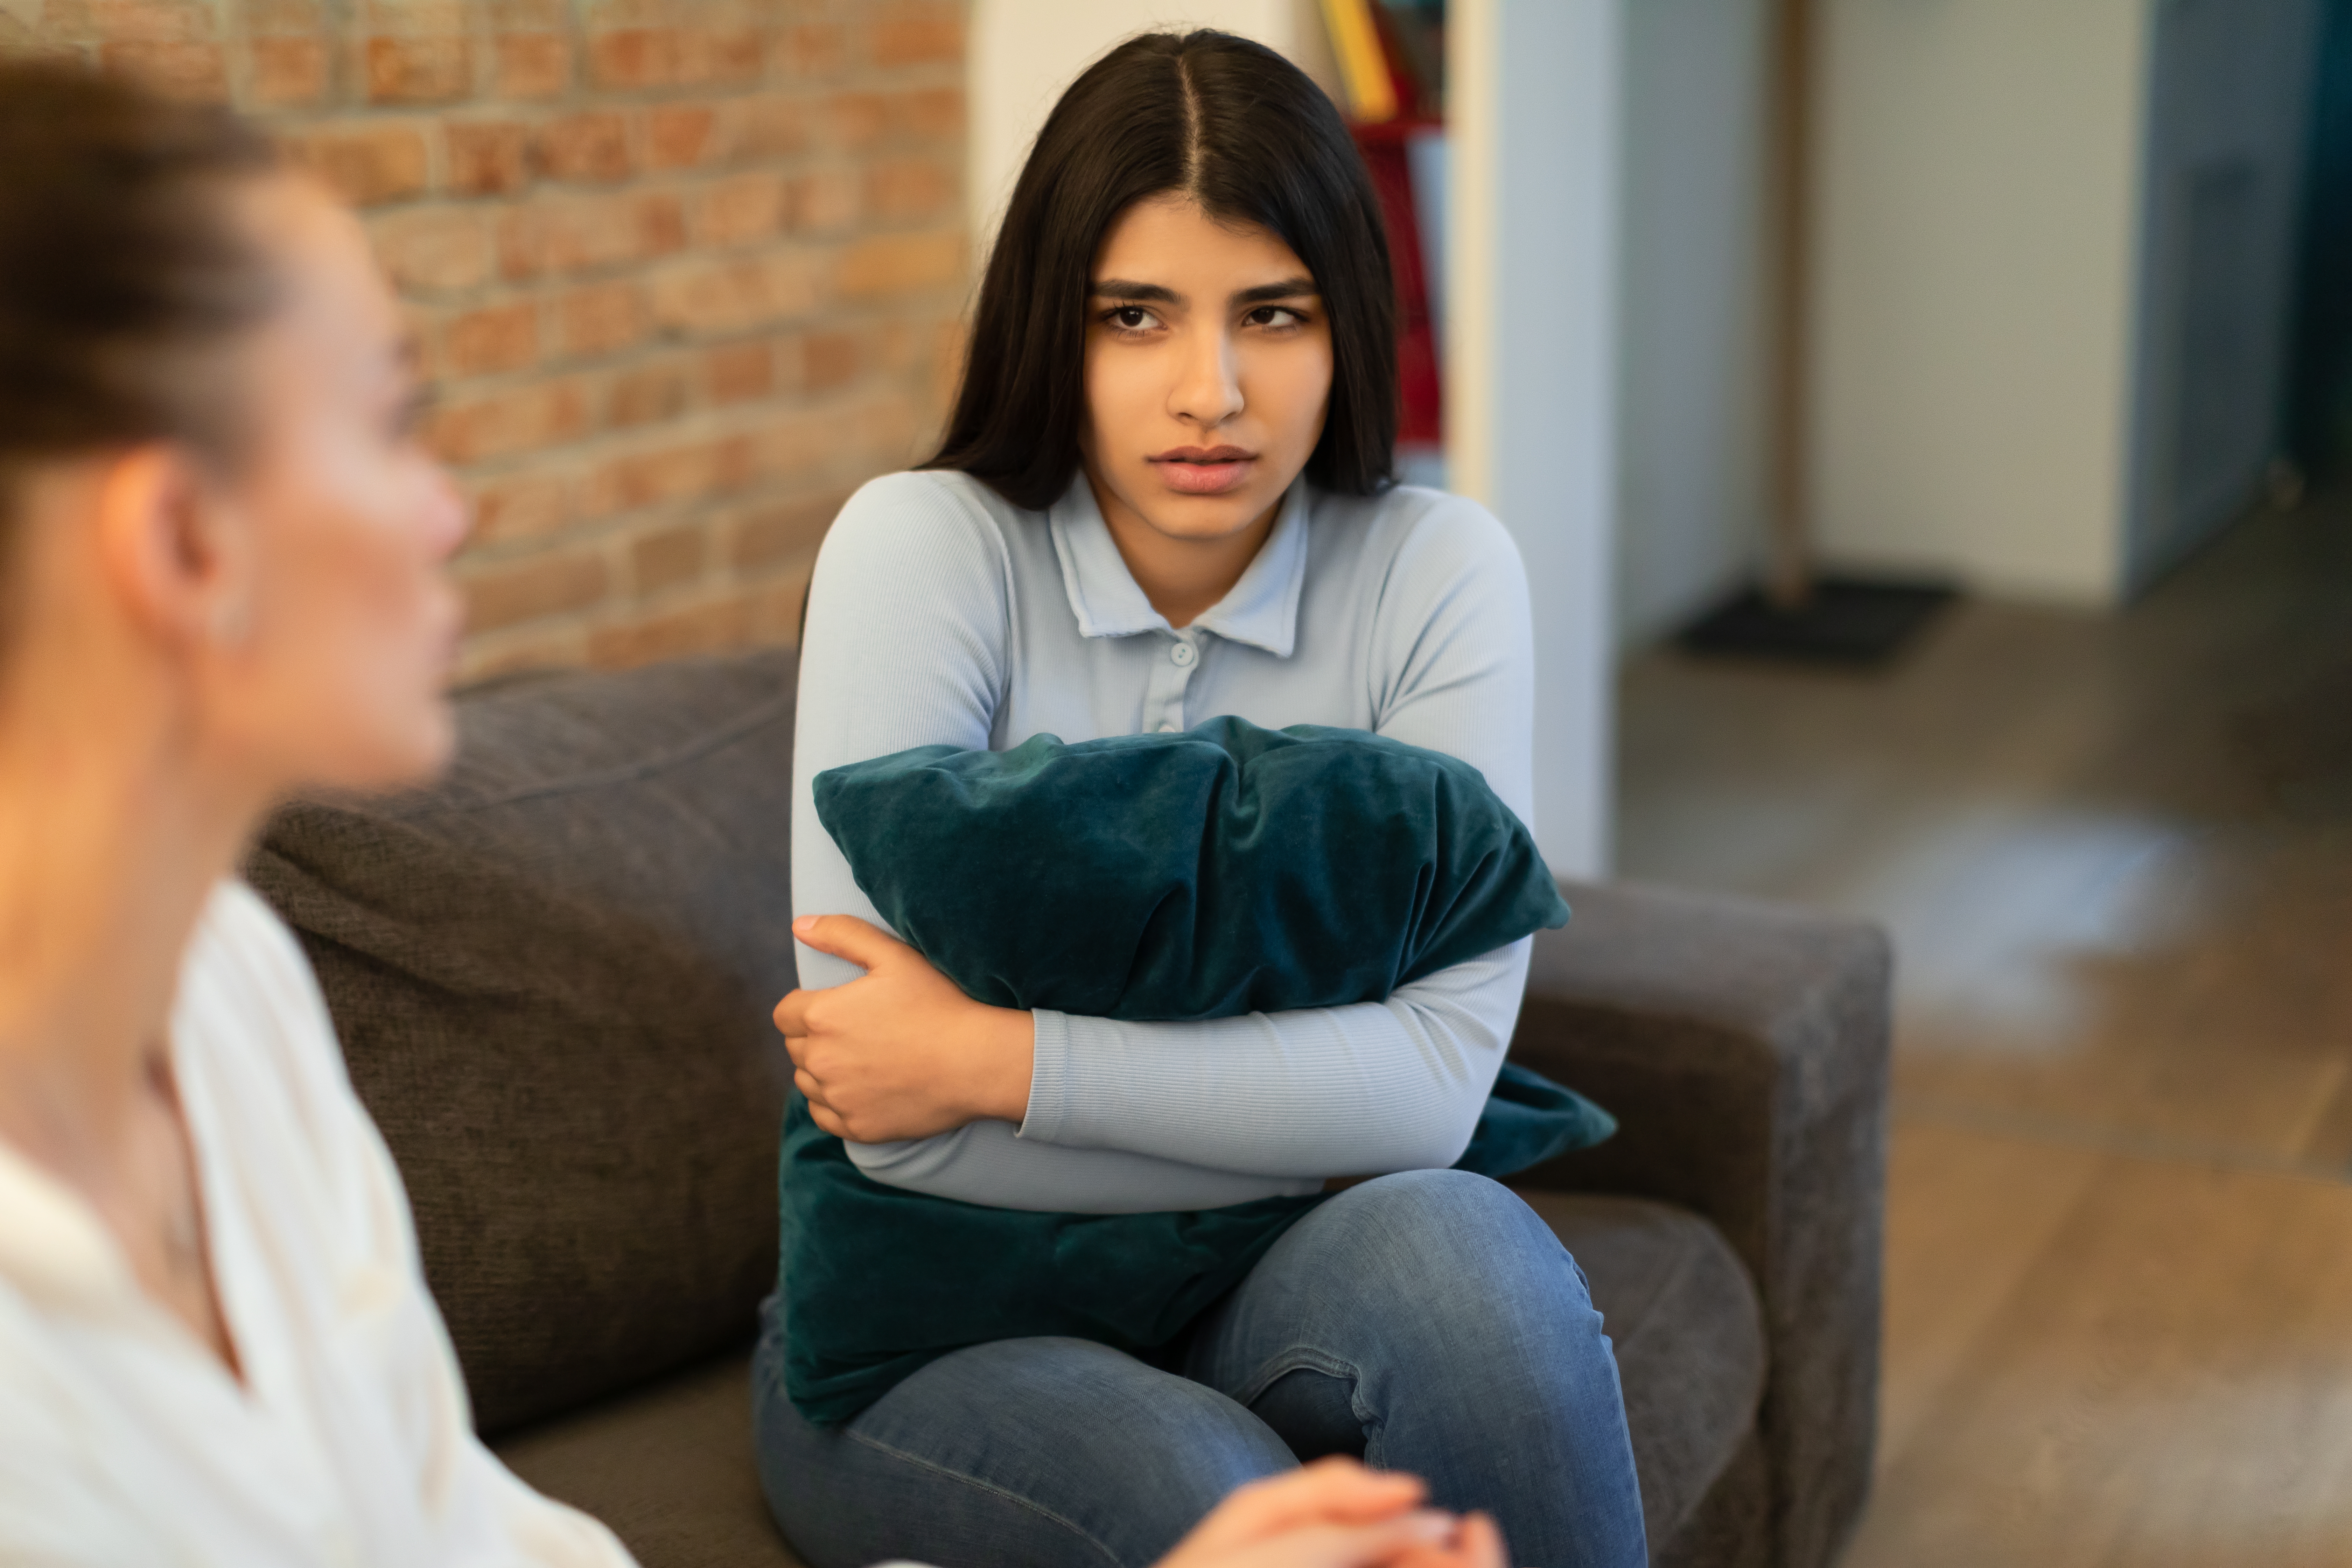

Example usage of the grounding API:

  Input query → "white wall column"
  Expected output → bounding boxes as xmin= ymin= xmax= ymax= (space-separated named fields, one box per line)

xmin=1450 ymin=0 xmax=1624 ymax=875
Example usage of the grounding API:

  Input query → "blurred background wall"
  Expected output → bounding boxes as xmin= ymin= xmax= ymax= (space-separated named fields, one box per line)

xmin=0 ymin=0 xmax=970 ymax=681
xmin=1805 ymin=0 xmax=2318 ymax=607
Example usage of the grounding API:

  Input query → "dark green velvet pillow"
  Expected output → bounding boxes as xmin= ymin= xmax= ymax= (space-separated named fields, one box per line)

xmin=780 ymin=718 xmax=1611 ymax=1426
xmin=816 ymin=717 xmax=1574 ymax=1019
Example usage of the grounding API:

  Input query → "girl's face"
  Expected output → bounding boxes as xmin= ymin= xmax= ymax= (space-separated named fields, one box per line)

xmin=199 ymin=175 xmax=468 ymax=794
xmin=1080 ymin=195 xmax=1334 ymax=546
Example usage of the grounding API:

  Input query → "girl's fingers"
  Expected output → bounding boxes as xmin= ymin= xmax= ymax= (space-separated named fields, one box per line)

xmin=790 ymin=913 xmax=907 ymax=971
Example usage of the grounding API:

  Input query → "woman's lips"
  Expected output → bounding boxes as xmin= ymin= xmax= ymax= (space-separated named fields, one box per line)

xmin=1151 ymin=451 xmax=1256 ymax=496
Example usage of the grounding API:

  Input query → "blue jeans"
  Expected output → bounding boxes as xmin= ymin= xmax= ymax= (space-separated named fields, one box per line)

xmin=752 ymin=1169 xmax=1648 ymax=1568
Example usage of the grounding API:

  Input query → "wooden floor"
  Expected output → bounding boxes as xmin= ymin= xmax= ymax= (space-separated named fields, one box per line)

xmin=1616 ymin=495 xmax=2352 ymax=1567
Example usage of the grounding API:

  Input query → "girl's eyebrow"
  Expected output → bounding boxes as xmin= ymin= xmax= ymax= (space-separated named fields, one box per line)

xmin=1092 ymin=279 xmax=1181 ymax=303
xmin=1232 ymin=278 xmax=1318 ymax=306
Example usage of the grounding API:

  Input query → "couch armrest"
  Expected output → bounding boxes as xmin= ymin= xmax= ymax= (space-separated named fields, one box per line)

xmin=1508 ymin=878 xmax=1890 ymax=1568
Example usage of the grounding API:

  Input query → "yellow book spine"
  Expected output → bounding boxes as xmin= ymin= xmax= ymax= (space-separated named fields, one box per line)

xmin=1318 ymin=0 xmax=1398 ymax=122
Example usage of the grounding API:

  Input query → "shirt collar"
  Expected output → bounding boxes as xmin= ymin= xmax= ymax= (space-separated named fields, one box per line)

xmin=1047 ymin=474 xmax=1311 ymax=657
xmin=0 ymin=1135 xmax=140 ymax=1314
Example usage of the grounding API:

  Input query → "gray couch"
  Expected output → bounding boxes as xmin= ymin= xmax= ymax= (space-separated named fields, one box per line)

xmin=246 ymin=649 xmax=1889 ymax=1568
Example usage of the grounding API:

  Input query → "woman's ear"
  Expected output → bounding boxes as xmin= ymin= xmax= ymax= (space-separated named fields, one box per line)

xmin=91 ymin=444 xmax=257 ymax=653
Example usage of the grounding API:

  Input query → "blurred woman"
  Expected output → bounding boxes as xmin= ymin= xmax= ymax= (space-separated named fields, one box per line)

xmin=0 ymin=59 xmax=1505 ymax=1568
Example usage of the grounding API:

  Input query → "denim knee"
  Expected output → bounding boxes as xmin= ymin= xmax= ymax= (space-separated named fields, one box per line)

xmin=1298 ymin=1170 xmax=1606 ymax=1372
xmin=1329 ymin=1169 xmax=1592 ymax=1294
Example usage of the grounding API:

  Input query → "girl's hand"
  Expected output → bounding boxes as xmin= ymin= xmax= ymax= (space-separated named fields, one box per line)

xmin=773 ymin=915 xmax=1034 ymax=1143
xmin=1153 ymin=1460 xmax=1513 ymax=1568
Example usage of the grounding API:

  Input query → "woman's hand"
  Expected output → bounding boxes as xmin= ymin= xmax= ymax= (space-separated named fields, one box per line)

xmin=1153 ymin=1460 xmax=1512 ymax=1568
xmin=773 ymin=914 xmax=1035 ymax=1144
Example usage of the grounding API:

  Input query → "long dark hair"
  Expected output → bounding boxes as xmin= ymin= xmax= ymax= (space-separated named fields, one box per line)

xmin=926 ymin=30 xmax=1397 ymax=509
xmin=0 ymin=60 xmax=281 ymax=536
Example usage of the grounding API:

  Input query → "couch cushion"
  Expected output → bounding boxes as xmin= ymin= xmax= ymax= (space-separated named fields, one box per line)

xmin=496 ymin=1348 xmax=796 ymax=1568
xmin=495 ymin=1194 xmax=1764 ymax=1568
xmin=1522 ymin=1192 xmax=1769 ymax=1549
xmin=246 ymin=650 xmax=803 ymax=1434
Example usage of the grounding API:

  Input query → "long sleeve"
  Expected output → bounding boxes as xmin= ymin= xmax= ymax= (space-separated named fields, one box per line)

xmin=1014 ymin=497 xmax=1541 ymax=1179
xmin=790 ymin=474 xmax=1544 ymax=1213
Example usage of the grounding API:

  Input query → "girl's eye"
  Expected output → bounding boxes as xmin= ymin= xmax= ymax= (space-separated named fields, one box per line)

xmin=1246 ymin=305 xmax=1307 ymax=330
xmin=1106 ymin=305 xmax=1161 ymax=332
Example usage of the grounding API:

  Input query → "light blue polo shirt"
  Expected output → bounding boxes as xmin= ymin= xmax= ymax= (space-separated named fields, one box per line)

xmin=790 ymin=467 xmax=1540 ymax=1214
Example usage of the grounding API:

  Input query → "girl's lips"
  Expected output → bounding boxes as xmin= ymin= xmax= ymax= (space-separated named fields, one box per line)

xmin=1154 ymin=457 xmax=1255 ymax=495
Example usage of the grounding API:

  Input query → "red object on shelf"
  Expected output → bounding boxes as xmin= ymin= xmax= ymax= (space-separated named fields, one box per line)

xmin=1354 ymin=126 xmax=1442 ymax=448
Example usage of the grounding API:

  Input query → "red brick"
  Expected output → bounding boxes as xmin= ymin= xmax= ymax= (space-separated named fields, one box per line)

xmin=460 ymin=623 xmax=589 ymax=683
xmin=244 ymin=36 xmax=326 ymax=106
xmin=242 ymin=0 xmax=327 ymax=31
xmin=536 ymin=111 xmax=631 ymax=183
xmin=775 ymin=22 xmax=846 ymax=81
xmin=645 ymin=103 xmax=718 ymax=170
xmin=588 ymin=594 xmax=745 ymax=669
xmin=359 ymin=0 xmax=464 ymax=30
xmin=446 ymin=120 xmax=533 ymax=196
xmin=554 ymin=280 xmax=649 ymax=359
xmin=864 ymin=155 xmax=954 ymax=223
xmin=631 ymin=523 xmax=706 ymax=595
xmin=733 ymin=98 xmax=808 ymax=160
xmin=103 ymin=40 xmax=227 ymax=100
xmin=929 ymin=315 xmax=967 ymax=410
xmin=596 ymin=23 xmax=747 ymax=86
xmin=498 ymin=192 xmax=684 ymax=279
xmin=429 ymin=377 xmax=593 ymax=464
xmin=464 ymin=547 xmax=610 ymax=633
xmin=651 ymin=252 xmax=827 ymax=337
xmin=870 ymin=5 xmax=961 ymax=69
xmin=84 ymin=1 xmax=211 ymax=43
xmin=365 ymin=35 xmax=472 ymax=104
xmin=605 ymin=361 xmax=692 ymax=427
xmin=835 ymin=230 xmax=961 ymax=301
xmin=821 ymin=91 xmax=887 ymax=151
xmin=785 ymin=169 xmax=859 ymax=235
xmin=802 ymin=328 xmax=858 ymax=392
xmin=756 ymin=394 xmax=918 ymax=479
xmin=587 ymin=24 xmax=760 ymax=90
xmin=583 ymin=433 xmax=754 ymax=517
xmin=729 ymin=490 xmax=842 ymax=570
xmin=442 ymin=302 xmax=539 ymax=377
xmin=892 ymin=87 xmax=963 ymax=142
xmin=371 ymin=207 xmax=492 ymax=294
xmin=705 ymin=340 xmax=774 ymax=404
xmin=495 ymin=32 xmax=568 ymax=97
xmin=486 ymin=0 xmax=564 ymax=28
xmin=469 ymin=468 xmax=574 ymax=545
xmin=293 ymin=124 xmax=430 ymax=207
xmin=586 ymin=26 xmax=674 ymax=88
xmin=696 ymin=173 xmax=784 ymax=247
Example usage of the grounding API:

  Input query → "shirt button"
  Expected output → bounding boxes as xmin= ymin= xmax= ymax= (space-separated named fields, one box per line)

xmin=1169 ymin=642 xmax=1197 ymax=667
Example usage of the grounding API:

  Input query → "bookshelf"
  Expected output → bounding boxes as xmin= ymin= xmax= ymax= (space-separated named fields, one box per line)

xmin=1321 ymin=0 xmax=1449 ymax=485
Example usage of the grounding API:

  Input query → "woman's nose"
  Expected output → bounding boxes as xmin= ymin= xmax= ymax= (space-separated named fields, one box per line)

xmin=1170 ymin=329 xmax=1244 ymax=427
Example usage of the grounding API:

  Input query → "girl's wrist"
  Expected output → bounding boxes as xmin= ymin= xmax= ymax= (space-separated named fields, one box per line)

xmin=968 ymin=1002 xmax=1036 ymax=1125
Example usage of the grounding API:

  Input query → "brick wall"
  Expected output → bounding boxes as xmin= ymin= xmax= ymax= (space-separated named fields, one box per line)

xmin=1 ymin=0 xmax=968 ymax=678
